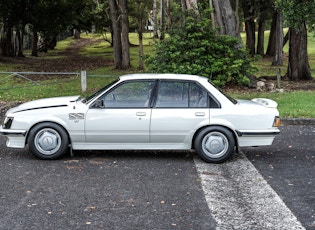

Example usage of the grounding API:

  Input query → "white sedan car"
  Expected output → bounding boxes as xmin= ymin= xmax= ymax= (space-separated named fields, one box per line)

xmin=0 ymin=74 xmax=280 ymax=163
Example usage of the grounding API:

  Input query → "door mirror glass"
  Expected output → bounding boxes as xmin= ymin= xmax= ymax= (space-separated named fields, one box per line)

xmin=93 ymin=99 xmax=104 ymax=108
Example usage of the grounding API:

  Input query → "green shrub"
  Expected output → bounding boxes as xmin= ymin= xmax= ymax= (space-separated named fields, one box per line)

xmin=146 ymin=15 xmax=254 ymax=87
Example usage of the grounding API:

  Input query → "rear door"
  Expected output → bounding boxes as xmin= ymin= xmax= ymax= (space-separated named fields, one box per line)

xmin=150 ymin=80 xmax=210 ymax=145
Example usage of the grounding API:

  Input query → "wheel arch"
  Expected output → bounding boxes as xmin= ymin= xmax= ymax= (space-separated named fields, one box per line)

xmin=192 ymin=124 xmax=239 ymax=150
xmin=25 ymin=121 xmax=71 ymax=146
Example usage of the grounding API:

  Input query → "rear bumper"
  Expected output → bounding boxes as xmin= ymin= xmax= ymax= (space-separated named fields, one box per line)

xmin=236 ymin=129 xmax=280 ymax=137
xmin=236 ymin=129 xmax=280 ymax=147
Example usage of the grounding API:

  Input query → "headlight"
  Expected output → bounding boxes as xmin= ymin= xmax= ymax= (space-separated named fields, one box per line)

xmin=2 ymin=116 xmax=14 ymax=129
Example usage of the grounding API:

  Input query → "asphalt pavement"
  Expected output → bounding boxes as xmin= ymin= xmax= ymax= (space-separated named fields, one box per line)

xmin=0 ymin=106 xmax=314 ymax=229
xmin=243 ymin=125 xmax=315 ymax=230
xmin=0 ymin=146 xmax=216 ymax=229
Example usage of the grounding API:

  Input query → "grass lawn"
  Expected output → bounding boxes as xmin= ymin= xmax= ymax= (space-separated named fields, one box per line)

xmin=0 ymin=32 xmax=314 ymax=118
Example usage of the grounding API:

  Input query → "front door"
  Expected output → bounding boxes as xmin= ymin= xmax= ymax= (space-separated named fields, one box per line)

xmin=85 ymin=80 xmax=155 ymax=144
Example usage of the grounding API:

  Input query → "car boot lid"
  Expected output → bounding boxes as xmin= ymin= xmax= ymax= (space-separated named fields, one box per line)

xmin=251 ymin=98 xmax=278 ymax=108
xmin=237 ymin=98 xmax=278 ymax=109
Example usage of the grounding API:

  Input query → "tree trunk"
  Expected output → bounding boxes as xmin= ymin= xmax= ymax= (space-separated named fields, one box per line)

xmin=31 ymin=31 xmax=38 ymax=57
xmin=272 ymin=11 xmax=283 ymax=66
xmin=212 ymin=0 xmax=238 ymax=37
xmin=160 ymin=0 xmax=165 ymax=40
xmin=283 ymin=29 xmax=290 ymax=47
xmin=120 ymin=0 xmax=130 ymax=69
xmin=244 ymin=20 xmax=255 ymax=55
xmin=137 ymin=1 xmax=144 ymax=70
xmin=209 ymin=0 xmax=215 ymax=29
xmin=109 ymin=0 xmax=122 ymax=69
xmin=266 ymin=11 xmax=277 ymax=57
xmin=73 ymin=29 xmax=81 ymax=39
xmin=181 ymin=0 xmax=187 ymax=12
xmin=234 ymin=0 xmax=240 ymax=36
xmin=212 ymin=0 xmax=224 ymax=34
xmin=1 ymin=25 xmax=14 ymax=57
xmin=153 ymin=0 xmax=159 ymax=38
xmin=256 ymin=19 xmax=265 ymax=56
xmin=287 ymin=23 xmax=312 ymax=81
xmin=186 ymin=0 xmax=199 ymax=14
xmin=16 ymin=26 xmax=25 ymax=57
xmin=166 ymin=0 xmax=171 ymax=30
xmin=242 ymin=0 xmax=255 ymax=55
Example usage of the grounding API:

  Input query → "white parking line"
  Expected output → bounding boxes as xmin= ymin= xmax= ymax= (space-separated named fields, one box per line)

xmin=194 ymin=152 xmax=305 ymax=230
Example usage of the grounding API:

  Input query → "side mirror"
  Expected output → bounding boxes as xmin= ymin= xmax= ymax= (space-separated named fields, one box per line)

xmin=93 ymin=99 xmax=104 ymax=108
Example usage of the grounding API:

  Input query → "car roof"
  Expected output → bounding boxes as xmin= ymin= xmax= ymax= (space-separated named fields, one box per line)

xmin=119 ymin=73 xmax=209 ymax=82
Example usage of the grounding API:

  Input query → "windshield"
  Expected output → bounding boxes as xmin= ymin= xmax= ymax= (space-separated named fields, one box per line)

xmin=84 ymin=79 xmax=119 ymax=104
xmin=208 ymin=80 xmax=238 ymax=104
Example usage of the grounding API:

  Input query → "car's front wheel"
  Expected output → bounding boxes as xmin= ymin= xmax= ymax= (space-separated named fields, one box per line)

xmin=28 ymin=122 xmax=69 ymax=160
xmin=194 ymin=126 xmax=235 ymax=163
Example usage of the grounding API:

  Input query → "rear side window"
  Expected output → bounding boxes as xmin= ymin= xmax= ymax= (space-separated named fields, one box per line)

xmin=155 ymin=80 xmax=209 ymax=108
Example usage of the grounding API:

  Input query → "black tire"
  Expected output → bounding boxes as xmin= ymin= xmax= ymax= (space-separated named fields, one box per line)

xmin=28 ymin=122 xmax=69 ymax=160
xmin=194 ymin=126 xmax=235 ymax=163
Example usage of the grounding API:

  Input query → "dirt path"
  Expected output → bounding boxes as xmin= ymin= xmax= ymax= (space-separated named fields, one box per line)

xmin=0 ymin=37 xmax=112 ymax=74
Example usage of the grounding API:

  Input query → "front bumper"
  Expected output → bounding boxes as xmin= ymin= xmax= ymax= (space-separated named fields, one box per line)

xmin=0 ymin=125 xmax=27 ymax=148
xmin=0 ymin=126 xmax=27 ymax=137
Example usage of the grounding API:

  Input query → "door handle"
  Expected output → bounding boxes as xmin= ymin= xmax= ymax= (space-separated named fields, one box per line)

xmin=195 ymin=112 xmax=205 ymax=116
xmin=136 ymin=112 xmax=146 ymax=116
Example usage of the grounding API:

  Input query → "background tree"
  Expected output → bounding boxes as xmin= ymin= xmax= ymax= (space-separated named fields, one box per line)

xmin=0 ymin=0 xmax=22 ymax=56
xmin=120 ymin=0 xmax=130 ymax=69
xmin=255 ymin=0 xmax=274 ymax=56
xmin=153 ymin=0 xmax=159 ymax=38
xmin=160 ymin=0 xmax=166 ymax=40
xmin=71 ymin=0 xmax=97 ymax=39
xmin=146 ymin=11 xmax=254 ymax=87
xmin=212 ymin=0 xmax=238 ymax=37
xmin=271 ymin=9 xmax=283 ymax=66
xmin=28 ymin=0 xmax=72 ymax=56
xmin=130 ymin=0 xmax=151 ymax=69
xmin=275 ymin=0 xmax=314 ymax=80
xmin=109 ymin=0 xmax=130 ymax=69
xmin=241 ymin=0 xmax=255 ymax=55
xmin=239 ymin=0 xmax=279 ymax=58
xmin=109 ymin=0 xmax=122 ymax=69
xmin=186 ymin=0 xmax=199 ymax=14
xmin=91 ymin=0 xmax=112 ymax=45
xmin=0 ymin=0 xmax=92 ymax=57
xmin=265 ymin=10 xmax=278 ymax=57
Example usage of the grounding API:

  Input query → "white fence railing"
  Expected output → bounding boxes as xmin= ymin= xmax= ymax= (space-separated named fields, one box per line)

xmin=0 ymin=71 xmax=85 ymax=91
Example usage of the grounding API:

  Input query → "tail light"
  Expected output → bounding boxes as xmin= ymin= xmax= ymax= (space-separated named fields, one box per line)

xmin=273 ymin=116 xmax=281 ymax=127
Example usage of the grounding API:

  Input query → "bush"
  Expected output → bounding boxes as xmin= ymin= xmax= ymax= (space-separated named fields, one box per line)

xmin=146 ymin=15 xmax=254 ymax=87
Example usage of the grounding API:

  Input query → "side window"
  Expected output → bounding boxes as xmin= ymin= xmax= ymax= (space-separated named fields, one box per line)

xmin=102 ymin=80 xmax=154 ymax=108
xmin=190 ymin=82 xmax=221 ymax=108
xmin=156 ymin=81 xmax=189 ymax=108
xmin=155 ymin=80 xmax=209 ymax=108
xmin=209 ymin=95 xmax=221 ymax=108
xmin=189 ymin=83 xmax=208 ymax=108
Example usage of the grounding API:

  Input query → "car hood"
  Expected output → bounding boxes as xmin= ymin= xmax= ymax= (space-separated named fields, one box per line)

xmin=237 ymin=98 xmax=278 ymax=109
xmin=9 ymin=96 xmax=81 ymax=113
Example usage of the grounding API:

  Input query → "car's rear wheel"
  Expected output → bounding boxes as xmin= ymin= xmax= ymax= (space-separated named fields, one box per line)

xmin=194 ymin=126 xmax=235 ymax=163
xmin=28 ymin=122 xmax=69 ymax=160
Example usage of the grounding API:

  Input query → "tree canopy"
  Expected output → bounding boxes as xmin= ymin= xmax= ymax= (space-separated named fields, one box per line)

xmin=0 ymin=0 xmax=314 ymax=83
xmin=0 ymin=0 xmax=93 ymax=57
xmin=146 ymin=12 xmax=253 ymax=86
